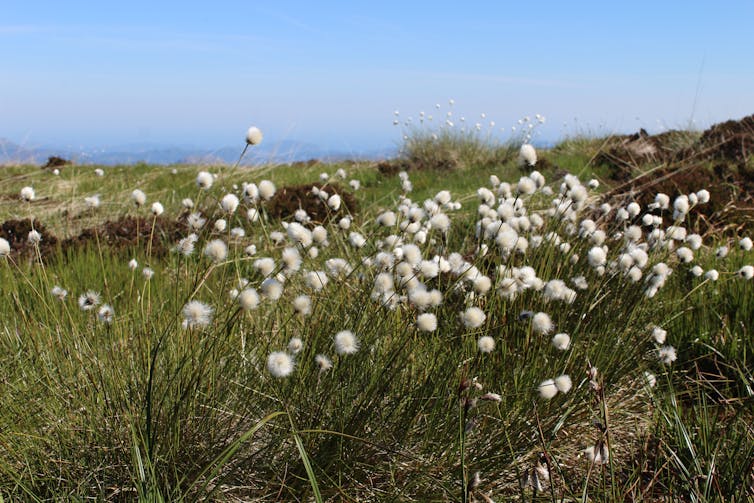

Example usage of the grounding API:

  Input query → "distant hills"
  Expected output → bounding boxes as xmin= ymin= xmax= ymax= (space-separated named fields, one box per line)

xmin=0 ymin=138 xmax=396 ymax=166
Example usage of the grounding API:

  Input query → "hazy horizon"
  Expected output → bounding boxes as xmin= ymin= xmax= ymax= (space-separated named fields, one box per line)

xmin=2 ymin=2 xmax=753 ymax=152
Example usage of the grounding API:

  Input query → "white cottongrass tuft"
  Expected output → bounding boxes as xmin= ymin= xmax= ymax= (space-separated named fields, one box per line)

xmin=78 ymin=291 xmax=101 ymax=311
xmin=182 ymin=300 xmax=213 ymax=329
xmin=532 ymin=312 xmax=553 ymax=335
xmin=260 ymin=278 xmax=284 ymax=300
xmin=738 ymin=265 xmax=754 ymax=280
xmin=51 ymin=285 xmax=68 ymax=300
xmin=267 ymin=351 xmax=294 ymax=378
xmin=334 ymin=330 xmax=360 ymax=355
xmin=327 ymin=194 xmax=342 ymax=211
xmin=519 ymin=144 xmax=537 ymax=167
xmin=0 ymin=238 xmax=10 ymax=257
xmin=196 ymin=171 xmax=214 ymax=190
xmin=142 ymin=267 xmax=154 ymax=280
xmin=204 ymin=239 xmax=228 ymax=263
xmin=20 ymin=186 xmax=35 ymax=202
xmin=416 ymin=313 xmax=437 ymax=332
xmin=658 ymin=345 xmax=677 ymax=364
xmin=538 ymin=379 xmax=558 ymax=399
xmin=315 ymin=354 xmax=333 ymax=372
xmin=131 ymin=189 xmax=147 ymax=206
xmin=238 ymin=288 xmax=260 ymax=310
xmin=220 ymin=194 xmax=240 ymax=214
xmin=150 ymin=202 xmax=164 ymax=216
xmin=27 ymin=230 xmax=41 ymax=245
xmin=292 ymin=295 xmax=312 ymax=316
xmin=258 ymin=180 xmax=276 ymax=200
xmin=97 ymin=304 xmax=115 ymax=323
xmin=704 ymin=269 xmax=719 ymax=281
xmin=740 ymin=237 xmax=753 ymax=251
xmin=552 ymin=333 xmax=571 ymax=351
xmin=461 ymin=307 xmax=486 ymax=329
xmin=477 ymin=335 xmax=495 ymax=353
xmin=245 ymin=126 xmax=263 ymax=145
xmin=287 ymin=337 xmax=303 ymax=355
xmin=651 ymin=326 xmax=667 ymax=344
xmin=84 ymin=195 xmax=101 ymax=208
xmin=554 ymin=374 xmax=572 ymax=393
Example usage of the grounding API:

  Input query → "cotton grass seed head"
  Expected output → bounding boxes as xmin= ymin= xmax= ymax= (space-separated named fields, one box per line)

xmin=267 ymin=351 xmax=294 ymax=378
xmin=204 ymin=239 xmax=228 ymax=263
xmin=532 ymin=312 xmax=553 ymax=335
xmin=292 ymin=295 xmax=312 ymax=316
xmin=196 ymin=171 xmax=214 ymax=190
xmin=554 ymin=374 xmax=572 ymax=393
xmin=416 ymin=313 xmax=437 ymax=332
xmin=131 ymin=189 xmax=147 ymax=207
xmin=78 ymin=291 xmax=101 ymax=311
xmin=552 ymin=333 xmax=571 ymax=350
xmin=315 ymin=354 xmax=333 ymax=372
xmin=461 ymin=307 xmax=486 ymax=329
xmin=538 ymin=379 xmax=558 ymax=399
xmin=477 ymin=335 xmax=495 ymax=353
xmin=97 ymin=304 xmax=114 ymax=323
xmin=658 ymin=345 xmax=677 ymax=364
xmin=182 ymin=300 xmax=213 ymax=329
xmin=220 ymin=194 xmax=239 ymax=214
xmin=51 ymin=285 xmax=67 ymax=300
xmin=238 ymin=288 xmax=260 ymax=310
xmin=0 ymin=238 xmax=9 ymax=257
xmin=334 ymin=330 xmax=360 ymax=355
xmin=519 ymin=144 xmax=537 ymax=167
xmin=20 ymin=186 xmax=35 ymax=202
xmin=245 ymin=126 xmax=263 ymax=145
xmin=287 ymin=337 xmax=303 ymax=355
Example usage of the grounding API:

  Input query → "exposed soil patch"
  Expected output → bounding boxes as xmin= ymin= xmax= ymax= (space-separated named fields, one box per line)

xmin=265 ymin=183 xmax=357 ymax=223
xmin=42 ymin=156 xmax=72 ymax=170
xmin=597 ymin=115 xmax=754 ymax=231
xmin=0 ymin=219 xmax=59 ymax=260
xmin=61 ymin=216 xmax=189 ymax=256
xmin=691 ymin=114 xmax=754 ymax=165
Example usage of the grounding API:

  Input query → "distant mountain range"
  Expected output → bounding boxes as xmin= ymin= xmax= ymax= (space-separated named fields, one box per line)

xmin=0 ymin=138 xmax=397 ymax=166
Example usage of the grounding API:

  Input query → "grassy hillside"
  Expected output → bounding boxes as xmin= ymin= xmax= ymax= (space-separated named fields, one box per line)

xmin=1 ymin=131 xmax=753 ymax=501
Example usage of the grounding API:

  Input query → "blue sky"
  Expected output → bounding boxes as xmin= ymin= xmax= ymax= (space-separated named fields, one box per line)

xmin=2 ymin=1 xmax=753 ymax=152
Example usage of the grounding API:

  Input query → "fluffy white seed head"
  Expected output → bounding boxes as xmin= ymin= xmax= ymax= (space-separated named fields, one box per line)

xmin=477 ymin=335 xmax=495 ymax=353
xmin=554 ymin=374 xmax=572 ymax=393
xmin=238 ymin=288 xmax=260 ymax=310
xmin=20 ymin=186 xmax=35 ymax=202
xmin=552 ymin=333 xmax=571 ymax=351
xmin=131 ymin=189 xmax=147 ymax=206
xmin=532 ymin=312 xmax=553 ymax=335
xmin=220 ymin=194 xmax=240 ymax=214
xmin=334 ymin=330 xmax=360 ymax=355
xmin=461 ymin=307 xmax=486 ymax=329
xmin=538 ymin=379 xmax=558 ymax=399
xmin=182 ymin=300 xmax=213 ymax=329
xmin=245 ymin=126 xmax=263 ymax=145
xmin=416 ymin=313 xmax=438 ymax=332
xmin=267 ymin=351 xmax=294 ymax=377
xmin=258 ymin=180 xmax=276 ymax=200
xmin=196 ymin=171 xmax=214 ymax=190
xmin=519 ymin=143 xmax=537 ymax=167
xmin=204 ymin=239 xmax=228 ymax=263
xmin=292 ymin=295 xmax=312 ymax=316
xmin=0 ymin=237 xmax=10 ymax=257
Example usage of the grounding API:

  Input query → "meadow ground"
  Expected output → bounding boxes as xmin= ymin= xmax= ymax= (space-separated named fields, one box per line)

xmin=1 ymin=125 xmax=753 ymax=501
